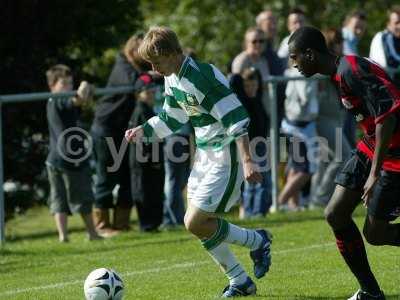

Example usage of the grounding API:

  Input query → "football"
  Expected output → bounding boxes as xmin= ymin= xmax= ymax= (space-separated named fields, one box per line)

xmin=84 ymin=268 xmax=124 ymax=300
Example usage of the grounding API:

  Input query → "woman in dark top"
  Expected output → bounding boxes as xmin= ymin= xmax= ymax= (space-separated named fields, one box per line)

xmin=91 ymin=33 xmax=151 ymax=234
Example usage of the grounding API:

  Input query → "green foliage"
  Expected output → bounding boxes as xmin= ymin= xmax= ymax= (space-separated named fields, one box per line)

xmin=0 ymin=0 xmax=142 ymax=218
xmin=140 ymin=0 xmax=263 ymax=71
xmin=140 ymin=0 xmax=397 ymax=70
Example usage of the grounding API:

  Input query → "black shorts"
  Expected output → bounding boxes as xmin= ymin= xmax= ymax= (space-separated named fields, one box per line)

xmin=335 ymin=150 xmax=400 ymax=221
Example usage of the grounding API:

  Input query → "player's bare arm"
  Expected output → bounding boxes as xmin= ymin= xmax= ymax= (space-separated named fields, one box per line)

xmin=235 ymin=134 xmax=262 ymax=184
xmin=362 ymin=114 xmax=397 ymax=205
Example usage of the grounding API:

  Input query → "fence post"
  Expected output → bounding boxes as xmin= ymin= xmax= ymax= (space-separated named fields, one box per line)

xmin=268 ymin=81 xmax=279 ymax=212
xmin=0 ymin=102 xmax=5 ymax=246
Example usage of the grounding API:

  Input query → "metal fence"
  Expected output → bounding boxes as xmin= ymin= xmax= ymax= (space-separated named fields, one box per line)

xmin=0 ymin=75 xmax=322 ymax=246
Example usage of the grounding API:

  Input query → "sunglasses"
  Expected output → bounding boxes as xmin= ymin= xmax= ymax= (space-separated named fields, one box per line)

xmin=251 ymin=39 xmax=265 ymax=44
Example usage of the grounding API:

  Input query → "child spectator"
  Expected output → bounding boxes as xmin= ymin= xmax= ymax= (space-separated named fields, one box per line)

xmin=129 ymin=74 xmax=165 ymax=232
xmin=230 ymin=68 xmax=271 ymax=218
xmin=45 ymin=64 xmax=101 ymax=242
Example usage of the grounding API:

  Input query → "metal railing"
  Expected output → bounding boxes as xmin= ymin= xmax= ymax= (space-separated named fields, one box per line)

xmin=0 ymin=75 xmax=323 ymax=246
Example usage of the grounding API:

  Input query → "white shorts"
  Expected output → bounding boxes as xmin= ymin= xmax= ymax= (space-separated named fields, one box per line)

xmin=187 ymin=143 xmax=244 ymax=213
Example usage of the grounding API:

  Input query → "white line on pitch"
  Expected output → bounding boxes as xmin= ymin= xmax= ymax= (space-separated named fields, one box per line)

xmin=0 ymin=242 xmax=335 ymax=297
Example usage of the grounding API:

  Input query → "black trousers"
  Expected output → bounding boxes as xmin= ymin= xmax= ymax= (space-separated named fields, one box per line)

xmin=92 ymin=134 xmax=133 ymax=209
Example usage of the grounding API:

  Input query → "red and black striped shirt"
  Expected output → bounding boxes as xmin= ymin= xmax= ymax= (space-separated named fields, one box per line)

xmin=331 ymin=55 xmax=400 ymax=172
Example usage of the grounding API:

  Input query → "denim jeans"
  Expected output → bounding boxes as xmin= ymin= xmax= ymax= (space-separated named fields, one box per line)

xmin=162 ymin=135 xmax=190 ymax=225
xmin=242 ymin=141 xmax=272 ymax=217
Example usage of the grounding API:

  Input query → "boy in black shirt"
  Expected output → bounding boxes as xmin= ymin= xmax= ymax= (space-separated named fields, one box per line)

xmin=46 ymin=64 xmax=100 ymax=242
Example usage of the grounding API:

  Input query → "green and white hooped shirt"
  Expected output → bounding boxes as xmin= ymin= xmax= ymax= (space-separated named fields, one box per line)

xmin=142 ymin=56 xmax=249 ymax=150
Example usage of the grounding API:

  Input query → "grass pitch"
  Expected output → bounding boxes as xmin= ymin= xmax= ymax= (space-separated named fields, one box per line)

xmin=1 ymin=206 xmax=399 ymax=299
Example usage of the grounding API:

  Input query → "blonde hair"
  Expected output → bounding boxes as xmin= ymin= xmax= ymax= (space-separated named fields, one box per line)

xmin=138 ymin=26 xmax=183 ymax=62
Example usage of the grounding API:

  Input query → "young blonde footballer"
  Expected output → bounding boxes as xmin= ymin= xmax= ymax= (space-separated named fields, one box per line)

xmin=125 ymin=27 xmax=272 ymax=297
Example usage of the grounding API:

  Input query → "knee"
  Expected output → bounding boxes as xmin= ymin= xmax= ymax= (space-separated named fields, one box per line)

xmin=324 ymin=206 xmax=339 ymax=228
xmin=184 ymin=213 xmax=199 ymax=235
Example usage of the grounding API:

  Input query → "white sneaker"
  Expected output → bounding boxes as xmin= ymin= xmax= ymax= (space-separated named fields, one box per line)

xmin=348 ymin=289 xmax=386 ymax=300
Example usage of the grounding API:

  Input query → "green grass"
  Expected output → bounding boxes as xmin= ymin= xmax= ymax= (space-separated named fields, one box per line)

xmin=1 ymin=206 xmax=399 ymax=300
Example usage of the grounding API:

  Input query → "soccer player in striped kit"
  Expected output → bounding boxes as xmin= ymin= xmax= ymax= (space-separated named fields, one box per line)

xmin=288 ymin=26 xmax=400 ymax=300
xmin=125 ymin=26 xmax=272 ymax=298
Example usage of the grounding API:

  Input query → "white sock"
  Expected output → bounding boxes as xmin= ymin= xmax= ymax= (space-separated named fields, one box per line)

xmin=207 ymin=242 xmax=248 ymax=285
xmin=225 ymin=222 xmax=263 ymax=251
xmin=201 ymin=219 xmax=248 ymax=285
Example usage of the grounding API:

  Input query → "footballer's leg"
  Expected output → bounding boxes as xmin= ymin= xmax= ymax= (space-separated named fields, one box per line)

xmin=325 ymin=185 xmax=382 ymax=298
xmin=185 ymin=144 xmax=271 ymax=297
xmin=184 ymin=204 xmax=257 ymax=297
xmin=363 ymin=216 xmax=400 ymax=246
xmin=363 ymin=171 xmax=400 ymax=247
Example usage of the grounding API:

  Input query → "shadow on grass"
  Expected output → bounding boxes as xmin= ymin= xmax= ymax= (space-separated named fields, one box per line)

xmin=5 ymin=227 xmax=193 ymax=257
xmin=234 ymin=212 xmax=326 ymax=228
xmin=5 ymin=220 xmax=146 ymax=243
xmin=6 ymin=226 xmax=89 ymax=243
xmin=230 ymin=207 xmax=367 ymax=229
xmin=261 ymin=296 xmax=344 ymax=300
xmin=5 ymin=208 xmax=367 ymax=244
xmin=0 ymin=248 xmax=34 ymax=256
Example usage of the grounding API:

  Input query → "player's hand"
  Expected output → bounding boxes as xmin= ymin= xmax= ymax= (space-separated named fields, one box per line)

xmin=125 ymin=126 xmax=144 ymax=143
xmin=243 ymin=160 xmax=263 ymax=184
xmin=361 ymin=172 xmax=380 ymax=207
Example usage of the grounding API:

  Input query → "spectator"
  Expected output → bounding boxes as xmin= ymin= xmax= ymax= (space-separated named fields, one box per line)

xmin=230 ymin=68 xmax=271 ymax=218
xmin=231 ymin=27 xmax=270 ymax=82
xmin=279 ymin=64 xmax=319 ymax=210
xmin=162 ymin=48 xmax=195 ymax=229
xmin=232 ymin=27 xmax=272 ymax=123
xmin=256 ymin=9 xmax=286 ymax=122
xmin=45 ymin=64 xmax=101 ymax=242
xmin=342 ymin=11 xmax=367 ymax=148
xmin=370 ymin=6 xmax=400 ymax=84
xmin=129 ymin=73 xmax=164 ymax=232
xmin=311 ymin=28 xmax=352 ymax=207
xmin=342 ymin=10 xmax=367 ymax=55
xmin=278 ymin=8 xmax=306 ymax=67
xmin=91 ymin=33 xmax=150 ymax=234
xmin=256 ymin=9 xmax=278 ymax=52
xmin=278 ymin=8 xmax=310 ymax=208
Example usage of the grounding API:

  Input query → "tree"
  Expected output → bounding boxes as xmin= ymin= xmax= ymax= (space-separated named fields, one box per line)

xmin=140 ymin=0 xmax=396 ymax=70
xmin=0 ymin=0 xmax=142 ymax=217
